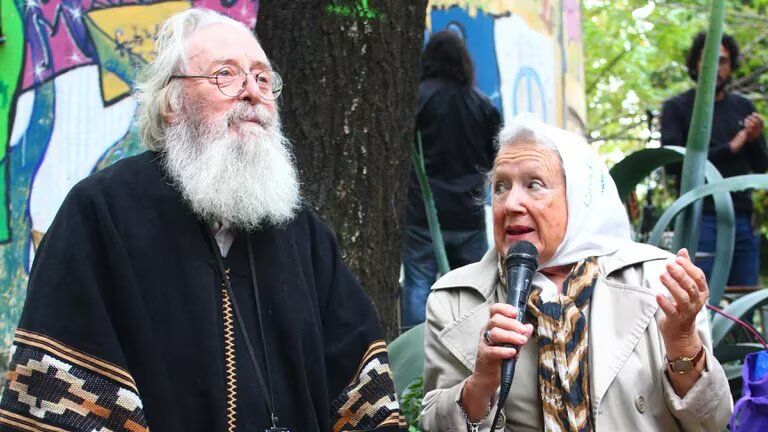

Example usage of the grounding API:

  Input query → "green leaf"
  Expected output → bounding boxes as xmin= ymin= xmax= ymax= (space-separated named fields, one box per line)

xmin=649 ymin=175 xmax=768 ymax=304
xmin=609 ymin=146 xmax=719 ymax=202
xmin=712 ymin=289 xmax=768 ymax=347
xmin=714 ymin=342 xmax=766 ymax=363
xmin=388 ymin=323 xmax=425 ymax=396
xmin=673 ymin=0 xmax=725 ymax=254
xmin=610 ymin=146 xmax=735 ymax=304
xmin=412 ymin=133 xmax=450 ymax=275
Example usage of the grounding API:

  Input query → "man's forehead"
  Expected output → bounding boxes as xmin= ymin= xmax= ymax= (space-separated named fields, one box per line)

xmin=186 ymin=24 xmax=269 ymax=68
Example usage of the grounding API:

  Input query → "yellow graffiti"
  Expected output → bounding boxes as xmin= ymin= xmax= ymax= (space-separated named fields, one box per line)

xmin=85 ymin=1 xmax=191 ymax=103
xmin=428 ymin=0 xmax=556 ymax=35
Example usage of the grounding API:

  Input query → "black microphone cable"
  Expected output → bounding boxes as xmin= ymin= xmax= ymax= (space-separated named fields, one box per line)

xmin=489 ymin=240 xmax=538 ymax=430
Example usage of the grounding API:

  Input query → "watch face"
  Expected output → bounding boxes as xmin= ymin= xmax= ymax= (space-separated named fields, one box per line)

xmin=672 ymin=359 xmax=694 ymax=374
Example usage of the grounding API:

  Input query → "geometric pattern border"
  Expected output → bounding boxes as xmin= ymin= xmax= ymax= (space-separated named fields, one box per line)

xmin=331 ymin=340 xmax=407 ymax=431
xmin=0 ymin=328 xmax=148 ymax=432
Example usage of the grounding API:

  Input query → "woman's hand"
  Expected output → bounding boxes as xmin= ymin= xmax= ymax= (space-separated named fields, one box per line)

xmin=656 ymin=248 xmax=708 ymax=396
xmin=656 ymin=248 xmax=707 ymax=345
xmin=460 ymin=303 xmax=534 ymax=421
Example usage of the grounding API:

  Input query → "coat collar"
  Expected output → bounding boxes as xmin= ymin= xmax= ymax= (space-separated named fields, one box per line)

xmin=431 ymin=244 xmax=672 ymax=411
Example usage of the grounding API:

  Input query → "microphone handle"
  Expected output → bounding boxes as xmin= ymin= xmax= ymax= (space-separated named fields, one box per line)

xmin=500 ymin=264 xmax=535 ymax=383
xmin=492 ymin=256 xmax=537 ymax=430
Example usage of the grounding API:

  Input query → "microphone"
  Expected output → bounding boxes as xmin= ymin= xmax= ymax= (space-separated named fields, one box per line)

xmin=490 ymin=240 xmax=538 ymax=430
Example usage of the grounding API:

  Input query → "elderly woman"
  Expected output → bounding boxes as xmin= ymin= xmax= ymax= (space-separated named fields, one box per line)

xmin=420 ymin=118 xmax=732 ymax=431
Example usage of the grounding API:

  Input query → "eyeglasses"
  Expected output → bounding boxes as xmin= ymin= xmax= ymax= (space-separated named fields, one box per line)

xmin=169 ymin=65 xmax=283 ymax=100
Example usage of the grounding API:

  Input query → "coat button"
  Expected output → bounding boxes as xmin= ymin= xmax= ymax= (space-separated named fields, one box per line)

xmin=493 ymin=411 xmax=506 ymax=429
xmin=635 ymin=395 xmax=646 ymax=413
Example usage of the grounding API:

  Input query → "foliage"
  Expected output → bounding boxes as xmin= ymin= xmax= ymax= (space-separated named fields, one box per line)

xmin=584 ymin=0 xmax=768 ymax=279
xmin=583 ymin=0 xmax=768 ymax=165
xmin=400 ymin=376 xmax=424 ymax=432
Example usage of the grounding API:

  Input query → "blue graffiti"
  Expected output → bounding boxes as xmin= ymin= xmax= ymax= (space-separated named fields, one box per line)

xmin=512 ymin=66 xmax=546 ymax=121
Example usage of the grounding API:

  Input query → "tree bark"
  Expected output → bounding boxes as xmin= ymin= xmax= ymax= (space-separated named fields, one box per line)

xmin=257 ymin=1 xmax=427 ymax=340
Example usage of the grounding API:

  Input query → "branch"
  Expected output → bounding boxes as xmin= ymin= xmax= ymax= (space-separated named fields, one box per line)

xmin=586 ymin=47 xmax=633 ymax=95
xmin=587 ymin=119 xmax=646 ymax=143
xmin=739 ymin=28 xmax=768 ymax=58
xmin=587 ymin=136 xmax=647 ymax=144
xmin=732 ymin=66 xmax=768 ymax=89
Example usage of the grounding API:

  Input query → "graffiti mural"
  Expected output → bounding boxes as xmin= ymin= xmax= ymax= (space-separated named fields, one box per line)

xmin=0 ymin=0 xmax=259 ymax=354
xmin=427 ymin=0 xmax=586 ymax=130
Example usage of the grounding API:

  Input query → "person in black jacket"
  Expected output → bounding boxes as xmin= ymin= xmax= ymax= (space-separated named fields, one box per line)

xmin=402 ymin=30 xmax=501 ymax=330
xmin=661 ymin=31 xmax=767 ymax=286
xmin=0 ymin=8 xmax=404 ymax=432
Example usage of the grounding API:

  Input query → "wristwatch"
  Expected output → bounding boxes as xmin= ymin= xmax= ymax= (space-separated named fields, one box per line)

xmin=667 ymin=345 xmax=705 ymax=374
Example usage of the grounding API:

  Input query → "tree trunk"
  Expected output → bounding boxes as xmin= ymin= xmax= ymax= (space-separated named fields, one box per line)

xmin=257 ymin=1 xmax=427 ymax=340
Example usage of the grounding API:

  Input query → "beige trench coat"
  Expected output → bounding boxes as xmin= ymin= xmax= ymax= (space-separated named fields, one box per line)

xmin=421 ymin=243 xmax=732 ymax=431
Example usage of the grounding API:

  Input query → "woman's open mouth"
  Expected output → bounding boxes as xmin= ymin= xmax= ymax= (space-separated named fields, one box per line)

xmin=506 ymin=225 xmax=534 ymax=235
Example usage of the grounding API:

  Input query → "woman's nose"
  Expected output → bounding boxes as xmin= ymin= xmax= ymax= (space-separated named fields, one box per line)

xmin=503 ymin=188 xmax=527 ymax=213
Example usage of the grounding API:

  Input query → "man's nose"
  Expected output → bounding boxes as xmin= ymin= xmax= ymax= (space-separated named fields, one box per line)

xmin=239 ymin=74 xmax=264 ymax=105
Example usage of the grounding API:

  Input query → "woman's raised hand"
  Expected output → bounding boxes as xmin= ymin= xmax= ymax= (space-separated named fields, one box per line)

xmin=656 ymin=248 xmax=708 ymax=343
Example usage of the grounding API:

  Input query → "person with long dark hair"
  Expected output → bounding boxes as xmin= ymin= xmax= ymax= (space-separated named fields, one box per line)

xmin=402 ymin=30 xmax=501 ymax=330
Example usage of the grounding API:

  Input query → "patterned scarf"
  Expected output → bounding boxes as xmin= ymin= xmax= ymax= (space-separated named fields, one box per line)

xmin=526 ymin=257 xmax=599 ymax=432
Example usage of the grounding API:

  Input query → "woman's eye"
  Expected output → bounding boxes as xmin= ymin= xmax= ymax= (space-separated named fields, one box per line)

xmin=493 ymin=182 xmax=508 ymax=194
xmin=529 ymin=180 xmax=544 ymax=191
xmin=217 ymin=68 xmax=234 ymax=77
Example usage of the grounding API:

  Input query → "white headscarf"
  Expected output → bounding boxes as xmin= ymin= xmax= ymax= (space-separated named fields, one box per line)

xmin=498 ymin=116 xmax=633 ymax=299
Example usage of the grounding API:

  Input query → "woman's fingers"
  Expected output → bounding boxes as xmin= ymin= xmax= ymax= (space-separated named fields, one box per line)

xmin=489 ymin=303 xmax=519 ymax=319
xmin=656 ymin=293 xmax=678 ymax=317
xmin=675 ymin=250 xmax=708 ymax=297
xmin=661 ymin=267 xmax=692 ymax=313
xmin=482 ymin=345 xmax=518 ymax=360
xmin=486 ymin=326 xmax=530 ymax=346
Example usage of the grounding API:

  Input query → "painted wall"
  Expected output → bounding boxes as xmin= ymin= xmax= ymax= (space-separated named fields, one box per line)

xmin=0 ymin=0 xmax=585 ymax=356
xmin=0 ymin=0 xmax=259 ymax=352
xmin=427 ymin=0 xmax=586 ymax=131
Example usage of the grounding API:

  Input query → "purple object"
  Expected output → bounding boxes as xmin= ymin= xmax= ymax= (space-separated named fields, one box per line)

xmin=732 ymin=350 xmax=768 ymax=431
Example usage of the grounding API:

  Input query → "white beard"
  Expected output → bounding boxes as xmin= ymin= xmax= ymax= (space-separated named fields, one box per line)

xmin=162 ymin=101 xmax=301 ymax=230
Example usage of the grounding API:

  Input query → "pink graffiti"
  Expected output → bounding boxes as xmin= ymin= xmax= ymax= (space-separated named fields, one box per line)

xmin=564 ymin=0 xmax=582 ymax=42
xmin=21 ymin=0 xmax=259 ymax=90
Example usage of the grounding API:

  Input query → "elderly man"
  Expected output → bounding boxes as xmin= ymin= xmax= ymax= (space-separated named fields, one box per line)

xmin=0 ymin=9 xmax=404 ymax=432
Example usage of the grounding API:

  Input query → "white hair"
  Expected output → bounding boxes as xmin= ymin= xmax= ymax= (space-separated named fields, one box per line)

xmin=487 ymin=116 xmax=564 ymax=189
xmin=496 ymin=116 xmax=561 ymax=154
xmin=134 ymin=8 xmax=254 ymax=151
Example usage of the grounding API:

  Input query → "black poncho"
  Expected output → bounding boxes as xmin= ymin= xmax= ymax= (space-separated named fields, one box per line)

xmin=0 ymin=152 xmax=405 ymax=432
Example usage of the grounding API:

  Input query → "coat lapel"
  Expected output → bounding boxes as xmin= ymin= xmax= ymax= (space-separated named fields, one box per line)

xmin=433 ymin=250 xmax=500 ymax=372
xmin=589 ymin=275 xmax=658 ymax=412
xmin=589 ymin=243 xmax=671 ymax=416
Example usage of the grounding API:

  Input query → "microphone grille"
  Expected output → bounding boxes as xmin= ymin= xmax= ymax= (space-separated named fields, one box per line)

xmin=505 ymin=240 xmax=539 ymax=271
xmin=507 ymin=240 xmax=538 ymax=259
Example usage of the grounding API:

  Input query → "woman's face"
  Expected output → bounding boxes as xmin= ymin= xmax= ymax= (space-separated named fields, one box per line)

xmin=491 ymin=141 xmax=568 ymax=264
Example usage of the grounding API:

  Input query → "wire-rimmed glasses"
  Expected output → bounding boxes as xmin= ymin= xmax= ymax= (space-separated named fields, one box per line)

xmin=169 ymin=65 xmax=283 ymax=100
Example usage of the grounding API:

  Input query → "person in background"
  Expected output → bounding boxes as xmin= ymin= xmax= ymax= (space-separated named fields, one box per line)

xmin=402 ymin=30 xmax=501 ymax=330
xmin=661 ymin=31 xmax=767 ymax=286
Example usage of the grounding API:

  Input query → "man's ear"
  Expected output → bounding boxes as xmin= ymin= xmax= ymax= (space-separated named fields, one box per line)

xmin=162 ymin=100 xmax=178 ymax=124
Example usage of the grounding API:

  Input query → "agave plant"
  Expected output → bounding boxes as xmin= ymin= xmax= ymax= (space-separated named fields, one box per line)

xmin=609 ymin=0 xmax=768 ymax=406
